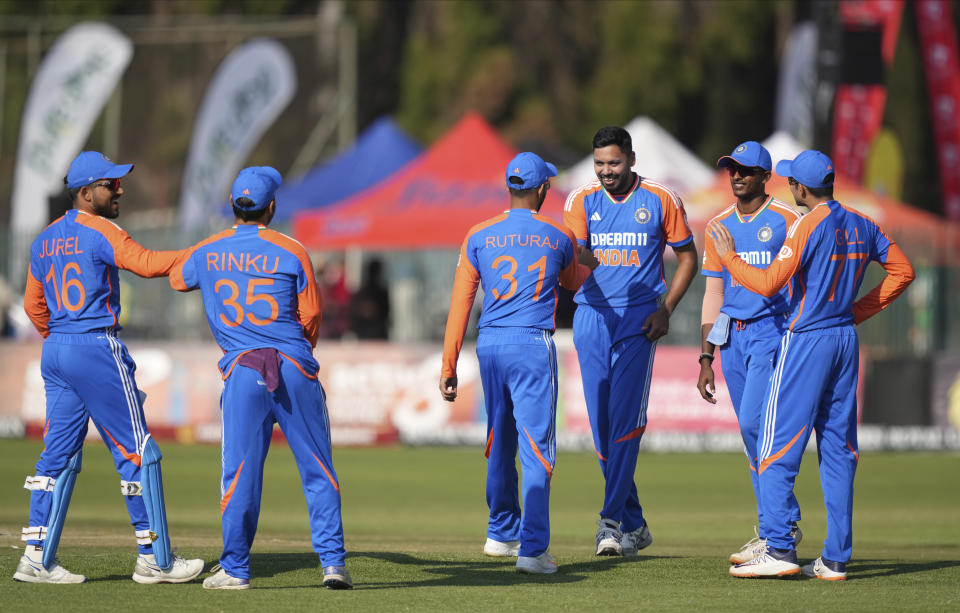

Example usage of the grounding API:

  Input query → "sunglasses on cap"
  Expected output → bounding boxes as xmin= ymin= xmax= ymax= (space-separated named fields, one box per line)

xmin=90 ymin=178 xmax=121 ymax=191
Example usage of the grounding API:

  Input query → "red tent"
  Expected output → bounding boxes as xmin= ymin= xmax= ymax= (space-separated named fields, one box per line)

xmin=292 ymin=113 xmax=567 ymax=249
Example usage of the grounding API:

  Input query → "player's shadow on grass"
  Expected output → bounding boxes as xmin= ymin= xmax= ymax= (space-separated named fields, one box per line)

xmin=247 ymin=551 xmax=675 ymax=589
xmin=846 ymin=559 xmax=960 ymax=579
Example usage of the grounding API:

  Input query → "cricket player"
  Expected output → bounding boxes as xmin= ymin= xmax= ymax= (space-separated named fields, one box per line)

xmin=697 ymin=141 xmax=804 ymax=563
xmin=440 ymin=152 xmax=594 ymax=574
xmin=711 ymin=150 xmax=915 ymax=580
xmin=16 ymin=151 xmax=204 ymax=584
xmin=170 ymin=166 xmax=351 ymax=590
xmin=564 ymin=126 xmax=698 ymax=556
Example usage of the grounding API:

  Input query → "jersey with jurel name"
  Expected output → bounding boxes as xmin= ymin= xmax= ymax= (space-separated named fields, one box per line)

xmin=441 ymin=208 xmax=585 ymax=378
xmin=170 ymin=224 xmax=322 ymax=378
xmin=702 ymin=197 xmax=801 ymax=321
xmin=564 ymin=175 xmax=693 ymax=307
xmin=25 ymin=209 xmax=182 ymax=336
xmin=720 ymin=200 xmax=914 ymax=332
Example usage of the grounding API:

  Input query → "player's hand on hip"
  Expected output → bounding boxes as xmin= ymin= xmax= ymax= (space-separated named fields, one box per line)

xmin=697 ymin=364 xmax=717 ymax=404
xmin=708 ymin=221 xmax=736 ymax=258
xmin=439 ymin=376 xmax=458 ymax=402
xmin=641 ymin=305 xmax=670 ymax=341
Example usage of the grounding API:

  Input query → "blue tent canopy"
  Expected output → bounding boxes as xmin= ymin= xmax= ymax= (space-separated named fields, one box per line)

xmin=272 ymin=116 xmax=422 ymax=221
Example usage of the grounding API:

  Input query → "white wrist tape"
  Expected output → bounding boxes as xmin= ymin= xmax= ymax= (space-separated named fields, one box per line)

xmin=135 ymin=529 xmax=156 ymax=545
xmin=121 ymin=480 xmax=143 ymax=496
xmin=22 ymin=526 xmax=48 ymax=541
xmin=24 ymin=475 xmax=56 ymax=491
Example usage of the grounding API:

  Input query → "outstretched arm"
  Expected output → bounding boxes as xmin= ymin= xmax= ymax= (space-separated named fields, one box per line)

xmin=710 ymin=221 xmax=800 ymax=297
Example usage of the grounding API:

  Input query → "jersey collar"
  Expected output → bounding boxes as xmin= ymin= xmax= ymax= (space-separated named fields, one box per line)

xmin=734 ymin=195 xmax=773 ymax=223
xmin=601 ymin=174 xmax=640 ymax=205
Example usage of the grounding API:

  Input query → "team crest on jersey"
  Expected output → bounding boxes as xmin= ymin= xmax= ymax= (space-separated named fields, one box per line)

xmin=634 ymin=207 xmax=651 ymax=224
xmin=757 ymin=225 xmax=773 ymax=242
xmin=777 ymin=245 xmax=794 ymax=261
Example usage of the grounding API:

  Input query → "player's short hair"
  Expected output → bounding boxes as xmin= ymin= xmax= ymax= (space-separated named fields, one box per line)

xmin=593 ymin=126 xmax=632 ymax=153
xmin=507 ymin=174 xmax=538 ymax=197
xmin=508 ymin=187 xmax=538 ymax=197
xmin=233 ymin=197 xmax=268 ymax=222
xmin=64 ymin=176 xmax=80 ymax=202
xmin=805 ymin=175 xmax=834 ymax=199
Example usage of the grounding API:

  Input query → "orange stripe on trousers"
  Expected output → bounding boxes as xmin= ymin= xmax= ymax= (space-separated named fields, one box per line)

xmin=101 ymin=426 xmax=142 ymax=467
xmin=220 ymin=459 xmax=245 ymax=515
xmin=522 ymin=427 xmax=553 ymax=480
xmin=614 ymin=426 xmax=646 ymax=444
xmin=313 ymin=453 xmax=341 ymax=494
xmin=758 ymin=426 xmax=806 ymax=475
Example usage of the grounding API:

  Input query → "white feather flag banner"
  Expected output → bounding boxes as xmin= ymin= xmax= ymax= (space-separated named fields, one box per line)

xmin=10 ymin=22 xmax=133 ymax=237
xmin=178 ymin=38 xmax=296 ymax=229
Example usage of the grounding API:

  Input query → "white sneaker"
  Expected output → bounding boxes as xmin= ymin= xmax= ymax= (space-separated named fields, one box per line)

xmin=729 ymin=526 xmax=766 ymax=564
xmin=729 ymin=547 xmax=800 ymax=578
xmin=483 ymin=537 xmax=520 ymax=557
xmin=132 ymin=553 xmax=204 ymax=584
xmin=620 ymin=523 xmax=652 ymax=556
xmin=730 ymin=524 xmax=802 ymax=564
xmin=595 ymin=518 xmax=622 ymax=556
xmin=13 ymin=555 xmax=86 ymax=584
xmin=802 ymin=556 xmax=847 ymax=581
xmin=202 ymin=565 xmax=250 ymax=590
xmin=322 ymin=565 xmax=353 ymax=589
xmin=516 ymin=552 xmax=558 ymax=574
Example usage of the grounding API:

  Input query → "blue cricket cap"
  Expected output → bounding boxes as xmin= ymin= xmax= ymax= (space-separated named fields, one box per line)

xmin=231 ymin=166 xmax=282 ymax=211
xmin=775 ymin=150 xmax=835 ymax=189
xmin=505 ymin=152 xmax=557 ymax=190
xmin=66 ymin=151 xmax=133 ymax=188
xmin=717 ymin=141 xmax=772 ymax=171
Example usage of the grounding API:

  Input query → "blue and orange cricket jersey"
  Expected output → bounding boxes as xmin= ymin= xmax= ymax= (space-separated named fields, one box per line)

xmin=719 ymin=200 xmax=915 ymax=330
xmin=170 ymin=224 xmax=322 ymax=378
xmin=563 ymin=176 xmax=693 ymax=307
xmin=441 ymin=208 xmax=587 ymax=377
xmin=25 ymin=209 xmax=182 ymax=336
xmin=702 ymin=197 xmax=802 ymax=320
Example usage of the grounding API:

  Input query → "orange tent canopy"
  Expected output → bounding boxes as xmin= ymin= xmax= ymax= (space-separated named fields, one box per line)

xmin=292 ymin=113 xmax=567 ymax=250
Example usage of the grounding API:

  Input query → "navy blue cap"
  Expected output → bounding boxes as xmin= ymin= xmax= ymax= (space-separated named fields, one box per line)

xmin=775 ymin=150 xmax=835 ymax=189
xmin=231 ymin=166 xmax=282 ymax=211
xmin=66 ymin=151 xmax=133 ymax=188
xmin=505 ymin=152 xmax=557 ymax=190
xmin=717 ymin=141 xmax=772 ymax=171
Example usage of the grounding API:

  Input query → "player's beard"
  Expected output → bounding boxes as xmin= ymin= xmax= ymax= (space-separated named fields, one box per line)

xmin=94 ymin=197 xmax=120 ymax=219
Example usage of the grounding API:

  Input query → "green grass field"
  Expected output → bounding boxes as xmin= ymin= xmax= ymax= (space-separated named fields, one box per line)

xmin=0 ymin=439 xmax=957 ymax=611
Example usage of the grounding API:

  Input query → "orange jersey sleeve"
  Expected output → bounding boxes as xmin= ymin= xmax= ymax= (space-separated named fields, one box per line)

xmin=78 ymin=213 xmax=183 ymax=278
xmin=852 ymin=241 xmax=914 ymax=324
xmin=644 ymin=179 xmax=693 ymax=245
xmin=563 ymin=188 xmax=589 ymax=243
xmin=260 ymin=229 xmax=324 ymax=347
xmin=23 ymin=265 xmax=50 ymax=338
xmin=440 ymin=236 xmax=481 ymax=378
xmin=720 ymin=213 xmax=815 ymax=297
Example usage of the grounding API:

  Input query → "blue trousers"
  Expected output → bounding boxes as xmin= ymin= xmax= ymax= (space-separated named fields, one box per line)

xmin=476 ymin=328 xmax=557 ymax=558
xmin=758 ymin=327 xmax=859 ymax=562
xmin=28 ymin=330 xmax=153 ymax=553
xmin=720 ymin=315 xmax=800 ymax=528
xmin=218 ymin=358 xmax=345 ymax=579
xmin=573 ymin=302 xmax=657 ymax=532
